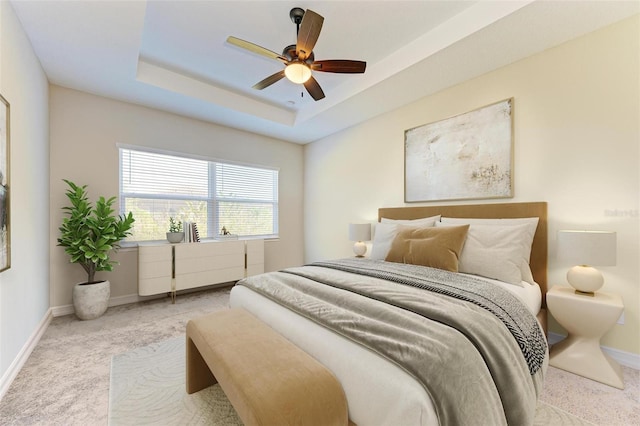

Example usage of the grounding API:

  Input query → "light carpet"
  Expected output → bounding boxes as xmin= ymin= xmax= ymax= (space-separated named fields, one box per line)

xmin=109 ymin=337 xmax=591 ymax=426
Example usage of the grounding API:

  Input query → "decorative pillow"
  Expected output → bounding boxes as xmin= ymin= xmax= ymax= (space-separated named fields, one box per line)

xmin=385 ymin=225 xmax=469 ymax=272
xmin=370 ymin=216 xmax=439 ymax=260
xmin=436 ymin=222 xmax=533 ymax=286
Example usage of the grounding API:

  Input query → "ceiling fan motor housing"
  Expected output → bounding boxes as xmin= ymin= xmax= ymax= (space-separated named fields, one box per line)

xmin=283 ymin=44 xmax=314 ymax=63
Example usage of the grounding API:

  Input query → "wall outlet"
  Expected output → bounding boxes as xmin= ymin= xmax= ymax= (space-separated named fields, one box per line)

xmin=617 ymin=312 xmax=625 ymax=325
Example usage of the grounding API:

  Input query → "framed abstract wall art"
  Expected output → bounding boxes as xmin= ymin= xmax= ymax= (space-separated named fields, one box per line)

xmin=0 ymin=94 xmax=9 ymax=272
xmin=405 ymin=98 xmax=514 ymax=203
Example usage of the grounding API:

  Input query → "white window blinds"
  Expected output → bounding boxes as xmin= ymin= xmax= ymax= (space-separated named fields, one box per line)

xmin=119 ymin=147 xmax=278 ymax=241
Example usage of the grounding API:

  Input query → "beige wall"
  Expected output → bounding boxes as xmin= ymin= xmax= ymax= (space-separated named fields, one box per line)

xmin=49 ymin=87 xmax=304 ymax=309
xmin=304 ymin=16 xmax=639 ymax=355
xmin=0 ymin=2 xmax=50 ymax=379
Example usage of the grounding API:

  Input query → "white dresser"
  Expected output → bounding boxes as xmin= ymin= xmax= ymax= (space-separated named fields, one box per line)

xmin=138 ymin=239 xmax=264 ymax=298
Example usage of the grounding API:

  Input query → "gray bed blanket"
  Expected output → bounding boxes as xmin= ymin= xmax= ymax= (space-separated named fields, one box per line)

xmin=237 ymin=259 xmax=547 ymax=426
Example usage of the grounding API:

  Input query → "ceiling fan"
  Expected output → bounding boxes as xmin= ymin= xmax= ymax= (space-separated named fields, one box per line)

xmin=227 ymin=7 xmax=366 ymax=101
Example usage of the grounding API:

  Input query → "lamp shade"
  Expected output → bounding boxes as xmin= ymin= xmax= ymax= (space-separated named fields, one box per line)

xmin=557 ymin=230 xmax=616 ymax=266
xmin=349 ymin=223 xmax=371 ymax=242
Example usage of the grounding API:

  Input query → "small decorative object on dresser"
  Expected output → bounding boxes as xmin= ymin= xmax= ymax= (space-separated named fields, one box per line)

xmin=166 ymin=217 xmax=184 ymax=243
xmin=547 ymin=285 xmax=624 ymax=389
xmin=348 ymin=223 xmax=371 ymax=257
xmin=215 ymin=225 xmax=238 ymax=240
xmin=183 ymin=221 xmax=201 ymax=243
xmin=557 ymin=230 xmax=616 ymax=294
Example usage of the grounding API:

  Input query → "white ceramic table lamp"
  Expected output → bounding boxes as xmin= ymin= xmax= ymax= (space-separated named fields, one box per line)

xmin=349 ymin=223 xmax=371 ymax=257
xmin=557 ymin=230 xmax=616 ymax=294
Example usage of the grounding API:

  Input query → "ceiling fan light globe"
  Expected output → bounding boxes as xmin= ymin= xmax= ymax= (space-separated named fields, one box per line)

xmin=285 ymin=63 xmax=311 ymax=84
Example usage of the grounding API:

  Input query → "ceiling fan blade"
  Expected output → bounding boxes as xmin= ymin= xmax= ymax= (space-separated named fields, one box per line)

xmin=297 ymin=9 xmax=324 ymax=61
xmin=311 ymin=60 xmax=367 ymax=74
xmin=303 ymin=76 xmax=325 ymax=101
xmin=227 ymin=36 xmax=287 ymax=63
xmin=253 ymin=70 xmax=286 ymax=90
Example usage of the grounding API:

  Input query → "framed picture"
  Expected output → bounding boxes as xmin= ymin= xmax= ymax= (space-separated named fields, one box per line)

xmin=0 ymin=94 xmax=9 ymax=272
xmin=405 ymin=98 xmax=514 ymax=203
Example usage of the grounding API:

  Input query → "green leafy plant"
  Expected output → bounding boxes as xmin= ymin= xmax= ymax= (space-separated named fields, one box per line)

xmin=168 ymin=217 xmax=182 ymax=233
xmin=57 ymin=179 xmax=135 ymax=284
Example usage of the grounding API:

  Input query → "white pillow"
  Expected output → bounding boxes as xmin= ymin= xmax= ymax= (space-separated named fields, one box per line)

xmin=436 ymin=222 xmax=533 ymax=286
xmin=441 ymin=217 xmax=538 ymax=284
xmin=380 ymin=215 xmax=440 ymax=226
xmin=521 ymin=262 xmax=536 ymax=286
xmin=370 ymin=223 xmax=402 ymax=260
xmin=440 ymin=217 xmax=538 ymax=262
xmin=370 ymin=216 xmax=440 ymax=260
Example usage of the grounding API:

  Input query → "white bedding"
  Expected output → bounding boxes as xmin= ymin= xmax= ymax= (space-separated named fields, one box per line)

xmin=229 ymin=271 xmax=545 ymax=426
xmin=464 ymin=274 xmax=542 ymax=315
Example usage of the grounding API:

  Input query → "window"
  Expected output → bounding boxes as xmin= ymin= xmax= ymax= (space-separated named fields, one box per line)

xmin=119 ymin=147 xmax=278 ymax=241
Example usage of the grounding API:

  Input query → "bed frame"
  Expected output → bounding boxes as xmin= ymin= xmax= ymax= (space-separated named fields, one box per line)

xmin=378 ymin=201 xmax=548 ymax=332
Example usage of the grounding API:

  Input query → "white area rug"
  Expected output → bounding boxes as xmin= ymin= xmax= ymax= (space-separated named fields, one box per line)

xmin=109 ymin=337 xmax=590 ymax=426
xmin=109 ymin=337 xmax=241 ymax=425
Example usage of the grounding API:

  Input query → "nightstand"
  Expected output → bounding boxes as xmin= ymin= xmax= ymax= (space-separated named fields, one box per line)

xmin=547 ymin=285 xmax=624 ymax=389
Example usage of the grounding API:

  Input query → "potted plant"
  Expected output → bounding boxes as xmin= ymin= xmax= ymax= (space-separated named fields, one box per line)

xmin=167 ymin=217 xmax=184 ymax=243
xmin=57 ymin=179 xmax=135 ymax=320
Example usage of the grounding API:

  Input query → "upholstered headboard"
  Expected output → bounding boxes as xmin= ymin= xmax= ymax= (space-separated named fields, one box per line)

xmin=378 ymin=202 xmax=548 ymax=308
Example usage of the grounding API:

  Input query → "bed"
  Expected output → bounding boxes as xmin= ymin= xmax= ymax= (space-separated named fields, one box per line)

xmin=230 ymin=202 xmax=548 ymax=426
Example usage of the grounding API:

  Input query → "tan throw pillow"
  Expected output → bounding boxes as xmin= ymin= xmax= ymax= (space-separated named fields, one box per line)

xmin=385 ymin=225 xmax=470 ymax=272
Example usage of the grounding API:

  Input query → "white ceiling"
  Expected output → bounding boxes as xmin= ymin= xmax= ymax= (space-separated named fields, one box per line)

xmin=10 ymin=1 xmax=639 ymax=144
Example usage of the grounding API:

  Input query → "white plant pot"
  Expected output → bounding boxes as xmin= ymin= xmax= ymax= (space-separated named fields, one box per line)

xmin=166 ymin=232 xmax=184 ymax=243
xmin=73 ymin=280 xmax=110 ymax=320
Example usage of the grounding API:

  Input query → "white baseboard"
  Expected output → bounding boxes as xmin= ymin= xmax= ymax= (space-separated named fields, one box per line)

xmin=548 ymin=332 xmax=640 ymax=370
xmin=0 ymin=308 xmax=53 ymax=401
xmin=109 ymin=293 xmax=149 ymax=307
xmin=51 ymin=304 xmax=74 ymax=317
xmin=51 ymin=283 xmax=234 ymax=318
xmin=51 ymin=293 xmax=163 ymax=317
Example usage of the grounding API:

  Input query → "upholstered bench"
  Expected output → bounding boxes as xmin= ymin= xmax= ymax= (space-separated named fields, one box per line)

xmin=186 ymin=308 xmax=350 ymax=426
